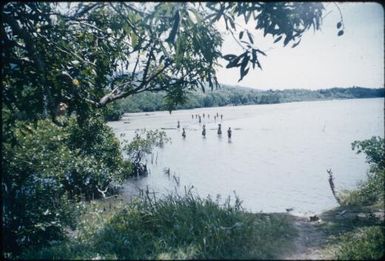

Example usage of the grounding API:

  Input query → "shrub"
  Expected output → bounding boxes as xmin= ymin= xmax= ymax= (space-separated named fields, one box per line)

xmin=2 ymin=117 xmax=132 ymax=257
xmin=341 ymin=169 xmax=385 ymax=206
xmin=2 ymin=120 xmax=78 ymax=256
xmin=352 ymin=136 xmax=385 ymax=170
xmin=340 ymin=136 xmax=385 ymax=206
xmin=122 ymin=129 xmax=170 ymax=177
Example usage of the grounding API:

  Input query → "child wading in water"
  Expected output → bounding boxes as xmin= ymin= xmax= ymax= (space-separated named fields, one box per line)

xmin=217 ymin=123 xmax=222 ymax=135
xmin=202 ymin=125 xmax=206 ymax=138
xmin=227 ymin=127 xmax=232 ymax=139
xmin=182 ymin=128 xmax=186 ymax=138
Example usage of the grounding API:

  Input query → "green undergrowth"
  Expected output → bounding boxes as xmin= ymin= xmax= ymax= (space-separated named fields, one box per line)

xmin=334 ymin=226 xmax=385 ymax=260
xmin=22 ymin=191 xmax=297 ymax=260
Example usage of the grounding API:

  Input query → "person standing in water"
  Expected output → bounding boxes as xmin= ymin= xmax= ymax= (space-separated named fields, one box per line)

xmin=220 ymin=114 xmax=223 ymax=120
xmin=177 ymin=120 xmax=180 ymax=128
xmin=217 ymin=123 xmax=222 ymax=135
xmin=182 ymin=128 xmax=186 ymax=138
xmin=198 ymin=115 xmax=201 ymax=124
xmin=227 ymin=127 xmax=232 ymax=139
xmin=202 ymin=124 xmax=206 ymax=138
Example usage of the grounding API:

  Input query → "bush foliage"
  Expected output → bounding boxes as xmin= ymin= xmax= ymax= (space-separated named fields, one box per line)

xmin=340 ymin=136 xmax=385 ymax=206
xmin=2 ymin=116 xmax=132 ymax=257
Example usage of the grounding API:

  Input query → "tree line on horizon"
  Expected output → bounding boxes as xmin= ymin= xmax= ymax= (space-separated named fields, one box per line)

xmin=104 ymin=85 xmax=384 ymax=120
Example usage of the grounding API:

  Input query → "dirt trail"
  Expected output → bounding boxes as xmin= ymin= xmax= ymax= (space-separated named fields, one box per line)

xmin=281 ymin=215 xmax=333 ymax=260
xmin=280 ymin=209 xmax=384 ymax=260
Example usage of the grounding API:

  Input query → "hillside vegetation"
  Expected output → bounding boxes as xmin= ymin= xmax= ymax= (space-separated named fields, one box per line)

xmin=104 ymin=86 xmax=384 ymax=120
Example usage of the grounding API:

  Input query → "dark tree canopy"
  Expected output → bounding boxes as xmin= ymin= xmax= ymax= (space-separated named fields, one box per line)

xmin=2 ymin=2 xmax=341 ymax=122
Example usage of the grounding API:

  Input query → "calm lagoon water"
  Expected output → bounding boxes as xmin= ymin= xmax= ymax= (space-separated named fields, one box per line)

xmin=108 ymin=98 xmax=384 ymax=215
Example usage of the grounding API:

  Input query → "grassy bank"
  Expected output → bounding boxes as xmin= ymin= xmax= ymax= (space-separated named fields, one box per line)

xmin=21 ymin=190 xmax=297 ymax=260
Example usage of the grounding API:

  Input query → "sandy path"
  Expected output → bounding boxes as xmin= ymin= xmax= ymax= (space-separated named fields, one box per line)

xmin=281 ymin=216 xmax=333 ymax=260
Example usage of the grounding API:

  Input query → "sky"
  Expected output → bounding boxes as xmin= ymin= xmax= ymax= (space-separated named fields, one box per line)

xmin=215 ymin=2 xmax=384 ymax=90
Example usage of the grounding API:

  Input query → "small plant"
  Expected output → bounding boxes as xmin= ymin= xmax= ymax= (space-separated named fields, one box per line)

xmin=123 ymin=129 xmax=170 ymax=177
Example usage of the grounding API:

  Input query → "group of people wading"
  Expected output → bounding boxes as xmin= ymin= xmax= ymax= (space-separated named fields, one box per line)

xmin=178 ymin=112 xmax=232 ymax=140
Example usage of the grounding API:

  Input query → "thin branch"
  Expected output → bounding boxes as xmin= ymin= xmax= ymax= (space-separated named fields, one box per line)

xmin=141 ymin=44 xmax=155 ymax=83
xmin=143 ymin=63 xmax=170 ymax=85
xmin=131 ymin=52 xmax=140 ymax=81
xmin=71 ymin=3 xmax=99 ymax=19
xmin=230 ymin=30 xmax=247 ymax=51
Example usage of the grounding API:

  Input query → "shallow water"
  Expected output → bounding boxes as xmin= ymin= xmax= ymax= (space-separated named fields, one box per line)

xmin=108 ymin=98 xmax=384 ymax=215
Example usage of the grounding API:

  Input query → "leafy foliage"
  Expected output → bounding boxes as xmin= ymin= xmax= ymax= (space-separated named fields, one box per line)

xmin=206 ymin=2 xmax=326 ymax=81
xmin=123 ymin=129 xmax=170 ymax=164
xmin=1 ymin=117 xmax=132 ymax=257
xmin=340 ymin=137 xmax=385 ymax=206
xmin=2 ymin=2 xmax=334 ymax=120
xmin=352 ymin=136 xmax=385 ymax=170
xmin=122 ymin=129 xmax=170 ymax=177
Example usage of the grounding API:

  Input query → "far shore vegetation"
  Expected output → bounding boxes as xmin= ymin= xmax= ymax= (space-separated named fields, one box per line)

xmin=103 ymin=86 xmax=384 ymax=121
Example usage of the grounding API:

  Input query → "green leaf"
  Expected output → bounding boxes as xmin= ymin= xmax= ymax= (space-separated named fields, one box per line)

xmin=273 ymin=35 xmax=283 ymax=43
xmin=223 ymin=54 xmax=237 ymax=61
xmin=247 ymin=31 xmax=254 ymax=44
xmin=256 ymin=49 xmax=266 ymax=56
xmin=283 ymin=36 xmax=291 ymax=47
xmin=239 ymin=31 xmax=244 ymax=40
xmin=226 ymin=53 xmax=244 ymax=68
xmin=239 ymin=55 xmax=250 ymax=81
xmin=245 ymin=10 xmax=252 ymax=24
xmin=239 ymin=67 xmax=249 ymax=82
xmin=251 ymin=49 xmax=257 ymax=69
xmin=291 ymin=39 xmax=301 ymax=48
xmin=166 ymin=10 xmax=180 ymax=45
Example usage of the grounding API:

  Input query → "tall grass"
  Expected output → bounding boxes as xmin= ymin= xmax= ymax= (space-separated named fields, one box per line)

xmin=92 ymin=190 xmax=296 ymax=259
xmin=22 ymin=189 xmax=297 ymax=260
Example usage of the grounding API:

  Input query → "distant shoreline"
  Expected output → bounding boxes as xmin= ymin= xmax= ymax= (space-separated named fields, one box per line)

xmin=104 ymin=86 xmax=383 ymax=121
